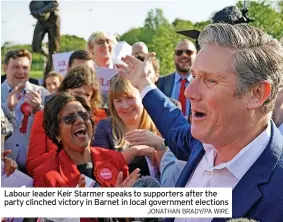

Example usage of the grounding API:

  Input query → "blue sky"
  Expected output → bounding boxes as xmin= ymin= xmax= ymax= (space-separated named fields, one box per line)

xmin=1 ymin=0 xmax=238 ymax=45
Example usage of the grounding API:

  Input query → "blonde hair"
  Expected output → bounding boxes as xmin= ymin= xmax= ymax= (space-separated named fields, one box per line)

xmin=109 ymin=75 xmax=158 ymax=149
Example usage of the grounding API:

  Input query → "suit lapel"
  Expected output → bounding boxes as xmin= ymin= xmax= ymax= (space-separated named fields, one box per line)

xmin=175 ymin=141 xmax=205 ymax=187
xmin=231 ymin=121 xmax=282 ymax=218
xmin=212 ymin=121 xmax=283 ymax=221
xmin=164 ymin=73 xmax=175 ymax=97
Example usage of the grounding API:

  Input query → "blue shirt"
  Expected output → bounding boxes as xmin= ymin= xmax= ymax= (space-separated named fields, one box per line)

xmin=170 ymin=72 xmax=192 ymax=117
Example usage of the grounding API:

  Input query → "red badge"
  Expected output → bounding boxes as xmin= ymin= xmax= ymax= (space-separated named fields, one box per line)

xmin=20 ymin=102 xmax=32 ymax=134
xmin=94 ymin=162 xmax=118 ymax=187
xmin=100 ymin=168 xmax=112 ymax=180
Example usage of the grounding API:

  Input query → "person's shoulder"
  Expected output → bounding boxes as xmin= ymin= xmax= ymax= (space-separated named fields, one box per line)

xmin=90 ymin=146 xmax=122 ymax=159
xmin=33 ymin=154 xmax=57 ymax=177
xmin=97 ymin=117 xmax=112 ymax=127
xmin=159 ymin=73 xmax=175 ymax=80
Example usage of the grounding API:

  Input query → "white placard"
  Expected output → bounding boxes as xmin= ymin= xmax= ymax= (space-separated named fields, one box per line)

xmin=1 ymin=162 xmax=34 ymax=188
xmin=52 ymin=51 xmax=74 ymax=76
xmin=114 ymin=41 xmax=132 ymax=60
xmin=96 ymin=67 xmax=118 ymax=93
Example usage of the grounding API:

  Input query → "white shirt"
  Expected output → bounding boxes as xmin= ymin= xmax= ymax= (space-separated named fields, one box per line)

xmin=141 ymin=84 xmax=271 ymax=222
xmin=278 ymin=123 xmax=283 ymax=135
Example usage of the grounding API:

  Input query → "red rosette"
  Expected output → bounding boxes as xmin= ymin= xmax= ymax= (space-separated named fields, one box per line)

xmin=20 ymin=102 xmax=32 ymax=134
xmin=21 ymin=102 xmax=32 ymax=116
xmin=94 ymin=162 xmax=119 ymax=187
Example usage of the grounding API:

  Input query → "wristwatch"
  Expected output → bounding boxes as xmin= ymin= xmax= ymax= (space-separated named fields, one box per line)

xmin=160 ymin=139 xmax=169 ymax=151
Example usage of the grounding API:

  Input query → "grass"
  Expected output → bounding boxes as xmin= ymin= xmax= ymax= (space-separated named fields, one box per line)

xmin=30 ymin=70 xmax=44 ymax=80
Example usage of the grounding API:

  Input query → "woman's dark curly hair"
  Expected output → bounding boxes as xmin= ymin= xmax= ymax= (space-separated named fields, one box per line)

xmin=43 ymin=92 xmax=94 ymax=152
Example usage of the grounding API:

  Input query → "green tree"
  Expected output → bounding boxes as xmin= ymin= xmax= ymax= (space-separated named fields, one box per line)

xmin=173 ymin=18 xmax=194 ymax=31
xmin=237 ymin=0 xmax=283 ymax=39
xmin=144 ymin=8 xmax=170 ymax=30
xmin=59 ymin=34 xmax=86 ymax=52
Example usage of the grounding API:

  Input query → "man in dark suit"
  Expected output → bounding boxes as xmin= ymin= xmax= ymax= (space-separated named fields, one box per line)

xmin=156 ymin=39 xmax=196 ymax=117
xmin=120 ymin=23 xmax=283 ymax=221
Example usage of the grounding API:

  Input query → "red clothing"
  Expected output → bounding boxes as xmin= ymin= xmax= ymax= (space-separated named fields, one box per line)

xmin=94 ymin=108 xmax=107 ymax=124
xmin=27 ymin=110 xmax=57 ymax=176
xmin=33 ymin=146 xmax=128 ymax=187
xmin=27 ymin=108 xmax=107 ymax=176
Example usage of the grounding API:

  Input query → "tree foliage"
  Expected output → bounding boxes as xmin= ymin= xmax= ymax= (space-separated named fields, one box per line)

xmin=2 ymin=1 xmax=283 ymax=74
xmin=237 ymin=0 xmax=283 ymax=40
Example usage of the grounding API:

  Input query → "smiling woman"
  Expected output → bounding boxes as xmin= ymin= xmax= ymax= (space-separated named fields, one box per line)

xmin=92 ymin=75 xmax=165 ymax=177
xmin=33 ymin=92 xmax=130 ymax=188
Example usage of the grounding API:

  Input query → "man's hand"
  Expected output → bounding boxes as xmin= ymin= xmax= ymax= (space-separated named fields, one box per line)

xmin=25 ymin=90 xmax=42 ymax=113
xmin=2 ymin=150 xmax=18 ymax=177
xmin=115 ymin=168 xmax=140 ymax=187
xmin=7 ymin=83 xmax=25 ymax=111
xmin=125 ymin=129 xmax=165 ymax=150
xmin=119 ymin=53 xmax=156 ymax=92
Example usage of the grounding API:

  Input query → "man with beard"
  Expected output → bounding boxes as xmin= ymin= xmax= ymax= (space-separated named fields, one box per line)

xmin=156 ymin=39 xmax=197 ymax=117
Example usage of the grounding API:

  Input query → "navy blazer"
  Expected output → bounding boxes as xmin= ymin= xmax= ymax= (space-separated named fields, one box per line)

xmin=156 ymin=73 xmax=175 ymax=97
xmin=143 ymin=88 xmax=283 ymax=222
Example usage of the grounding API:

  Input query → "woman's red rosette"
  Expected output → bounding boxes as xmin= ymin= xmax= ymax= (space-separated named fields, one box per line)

xmin=94 ymin=161 xmax=119 ymax=187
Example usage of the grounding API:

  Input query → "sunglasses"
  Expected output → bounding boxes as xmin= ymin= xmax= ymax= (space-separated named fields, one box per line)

xmin=59 ymin=111 xmax=91 ymax=125
xmin=175 ymin=50 xmax=195 ymax=56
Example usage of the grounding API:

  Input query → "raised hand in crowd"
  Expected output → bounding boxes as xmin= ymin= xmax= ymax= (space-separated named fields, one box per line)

xmin=6 ymin=83 xmax=25 ymax=111
xmin=1 ymin=150 xmax=18 ymax=176
xmin=125 ymin=129 xmax=166 ymax=151
xmin=118 ymin=53 xmax=156 ymax=91
xmin=115 ymin=168 xmax=140 ymax=187
xmin=25 ymin=89 xmax=42 ymax=113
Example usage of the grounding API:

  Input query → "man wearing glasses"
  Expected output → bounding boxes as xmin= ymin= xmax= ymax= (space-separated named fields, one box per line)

xmin=156 ymin=39 xmax=197 ymax=117
xmin=86 ymin=31 xmax=116 ymax=69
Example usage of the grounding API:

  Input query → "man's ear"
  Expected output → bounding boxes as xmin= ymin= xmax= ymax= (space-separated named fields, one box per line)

xmin=247 ymin=81 xmax=271 ymax=110
xmin=67 ymin=66 xmax=71 ymax=72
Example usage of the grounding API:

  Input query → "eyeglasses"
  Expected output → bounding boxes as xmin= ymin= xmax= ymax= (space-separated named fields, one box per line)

xmin=95 ymin=39 xmax=112 ymax=46
xmin=59 ymin=111 xmax=91 ymax=125
xmin=175 ymin=50 xmax=195 ymax=56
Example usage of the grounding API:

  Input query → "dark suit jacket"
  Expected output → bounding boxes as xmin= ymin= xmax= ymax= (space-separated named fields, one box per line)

xmin=1 ymin=74 xmax=40 ymax=85
xmin=33 ymin=146 xmax=128 ymax=187
xmin=156 ymin=73 xmax=175 ymax=97
xmin=143 ymin=88 xmax=283 ymax=222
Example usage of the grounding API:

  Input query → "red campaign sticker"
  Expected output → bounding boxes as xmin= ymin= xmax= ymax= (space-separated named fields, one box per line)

xmin=99 ymin=168 xmax=112 ymax=180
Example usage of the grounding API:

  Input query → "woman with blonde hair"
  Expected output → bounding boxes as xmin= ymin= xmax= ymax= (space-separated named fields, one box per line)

xmin=93 ymin=75 xmax=166 ymax=176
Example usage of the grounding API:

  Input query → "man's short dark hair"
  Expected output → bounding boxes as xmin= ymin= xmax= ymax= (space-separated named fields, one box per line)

xmin=68 ymin=50 xmax=93 ymax=67
xmin=4 ymin=49 xmax=32 ymax=65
